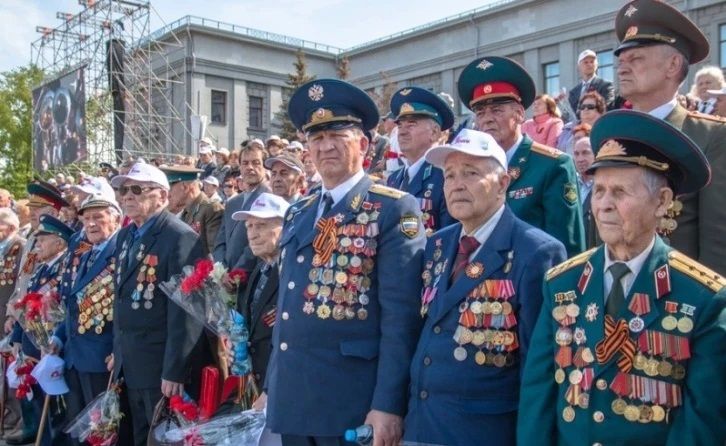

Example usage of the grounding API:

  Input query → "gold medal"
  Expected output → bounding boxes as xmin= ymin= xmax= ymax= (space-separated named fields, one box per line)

xmin=471 ymin=330 xmax=486 ymax=347
xmin=596 ymin=379 xmax=607 ymax=391
xmin=474 ymin=350 xmax=487 ymax=365
xmin=334 ymin=271 xmax=348 ymax=285
xmin=332 ymin=305 xmax=345 ymax=320
xmin=493 ymin=353 xmax=506 ymax=367
xmin=611 ymin=398 xmax=627 ymax=415
xmin=671 ymin=364 xmax=686 ymax=380
xmin=633 ymin=352 xmax=647 ymax=370
xmin=676 ymin=316 xmax=693 ymax=333
xmin=644 ymin=358 xmax=660 ymax=377
xmin=551 ymin=305 xmax=567 ymax=321
xmin=624 ymin=405 xmax=640 ymax=422
xmin=95 ymin=325 xmax=103 ymax=335
xmin=661 ymin=315 xmax=678 ymax=331
xmin=481 ymin=301 xmax=492 ymax=315
xmin=651 ymin=405 xmax=666 ymax=422
xmin=565 ymin=303 xmax=580 ymax=318
xmin=581 ymin=347 xmax=595 ymax=364
xmin=459 ymin=328 xmax=474 ymax=344
xmin=638 ymin=405 xmax=653 ymax=423
xmin=502 ymin=331 xmax=515 ymax=346
xmin=568 ymin=369 xmax=583 ymax=385
xmin=357 ymin=308 xmax=368 ymax=320
xmin=501 ymin=301 xmax=513 ymax=315
xmin=592 ymin=410 xmax=604 ymax=423
xmin=469 ymin=301 xmax=483 ymax=315
xmin=78 ymin=326 xmax=86 ymax=334
xmin=657 ymin=359 xmax=673 ymax=377
xmin=578 ymin=393 xmax=590 ymax=409
xmin=490 ymin=301 xmax=503 ymax=315
xmin=336 ymin=255 xmax=349 ymax=268
xmin=555 ymin=368 xmax=566 ymax=384
xmin=316 ymin=304 xmax=331 ymax=319
xmin=306 ymin=283 xmax=320 ymax=296
xmin=562 ymin=406 xmax=575 ymax=422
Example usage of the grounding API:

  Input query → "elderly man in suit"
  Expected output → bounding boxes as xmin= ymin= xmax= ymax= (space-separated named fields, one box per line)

xmin=110 ymin=163 xmax=205 ymax=445
xmin=263 ymin=79 xmax=426 ymax=446
xmin=613 ymin=0 xmax=726 ymax=276
xmin=562 ymin=50 xmax=615 ymax=120
xmin=213 ymin=145 xmax=270 ymax=291
xmin=403 ymin=129 xmax=566 ymax=445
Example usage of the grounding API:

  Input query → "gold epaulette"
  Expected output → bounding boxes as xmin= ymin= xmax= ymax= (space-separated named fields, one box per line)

xmin=687 ymin=110 xmax=726 ymax=124
xmin=369 ymin=183 xmax=406 ymax=199
xmin=531 ymin=143 xmax=564 ymax=159
xmin=668 ymin=251 xmax=726 ymax=292
xmin=545 ymin=248 xmax=597 ymax=281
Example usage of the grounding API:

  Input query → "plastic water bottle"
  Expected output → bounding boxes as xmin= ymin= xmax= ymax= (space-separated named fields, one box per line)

xmin=344 ymin=424 xmax=373 ymax=445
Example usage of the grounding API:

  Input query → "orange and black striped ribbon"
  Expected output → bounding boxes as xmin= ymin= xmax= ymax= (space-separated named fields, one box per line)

xmin=595 ymin=315 xmax=636 ymax=372
xmin=312 ymin=217 xmax=338 ymax=267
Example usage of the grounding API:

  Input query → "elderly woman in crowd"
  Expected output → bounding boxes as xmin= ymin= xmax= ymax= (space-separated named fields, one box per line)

xmin=689 ymin=65 xmax=725 ymax=114
xmin=522 ymin=94 xmax=564 ymax=147
xmin=556 ymin=91 xmax=605 ymax=155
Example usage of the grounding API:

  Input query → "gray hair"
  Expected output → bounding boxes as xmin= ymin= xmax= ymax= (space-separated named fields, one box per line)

xmin=0 ymin=208 xmax=19 ymax=231
xmin=695 ymin=65 xmax=725 ymax=86
xmin=641 ymin=167 xmax=669 ymax=197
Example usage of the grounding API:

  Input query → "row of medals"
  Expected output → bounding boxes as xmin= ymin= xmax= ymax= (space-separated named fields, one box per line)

xmin=132 ymin=261 xmax=157 ymax=310
xmin=1 ymin=250 xmax=18 ymax=286
xmin=77 ymin=270 xmax=114 ymax=334
xmin=453 ymin=297 xmax=517 ymax=367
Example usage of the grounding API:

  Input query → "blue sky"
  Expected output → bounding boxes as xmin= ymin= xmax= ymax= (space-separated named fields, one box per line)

xmin=1 ymin=0 xmax=500 ymax=73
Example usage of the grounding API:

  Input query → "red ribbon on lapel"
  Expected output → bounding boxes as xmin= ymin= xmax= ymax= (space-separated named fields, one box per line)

xmin=595 ymin=315 xmax=636 ymax=372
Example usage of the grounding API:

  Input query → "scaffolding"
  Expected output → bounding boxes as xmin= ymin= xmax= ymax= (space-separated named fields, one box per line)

xmin=30 ymin=0 xmax=194 ymax=166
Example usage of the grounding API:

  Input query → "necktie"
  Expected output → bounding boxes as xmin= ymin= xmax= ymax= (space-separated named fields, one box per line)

xmin=249 ymin=264 xmax=271 ymax=324
xmin=450 ymin=236 xmax=481 ymax=283
xmin=127 ymin=229 xmax=140 ymax=267
xmin=399 ymin=169 xmax=410 ymax=191
xmin=321 ymin=192 xmax=334 ymax=216
xmin=606 ymin=262 xmax=631 ymax=317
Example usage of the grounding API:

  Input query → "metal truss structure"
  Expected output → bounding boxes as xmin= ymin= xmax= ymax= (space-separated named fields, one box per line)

xmin=31 ymin=0 xmax=194 ymax=166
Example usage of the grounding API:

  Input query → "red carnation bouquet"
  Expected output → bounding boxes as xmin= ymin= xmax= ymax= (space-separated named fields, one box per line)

xmin=13 ymin=290 xmax=65 ymax=351
xmin=64 ymin=381 xmax=124 ymax=446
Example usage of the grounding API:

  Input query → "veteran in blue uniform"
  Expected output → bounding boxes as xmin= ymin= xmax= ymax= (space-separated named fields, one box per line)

xmin=386 ymin=87 xmax=455 ymax=235
xmin=263 ymin=79 xmax=426 ymax=446
xmin=51 ymin=195 xmax=121 ymax=445
xmin=403 ymin=129 xmax=566 ymax=446
xmin=110 ymin=163 xmax=205 ymax=445
xmin=458 ymin=56 xmax=585 ymax=256
xmin=518 ymin=111 xmax=726 ymax=445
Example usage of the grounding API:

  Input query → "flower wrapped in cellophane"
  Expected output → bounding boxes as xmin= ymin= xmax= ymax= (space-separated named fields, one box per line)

xmin=13 ymin=291 xmax=65 ymax=351
xmin=162 ymin=409 xmax=265 ymax=446
xmin=64 ymin=382 xmax=124 ymax=446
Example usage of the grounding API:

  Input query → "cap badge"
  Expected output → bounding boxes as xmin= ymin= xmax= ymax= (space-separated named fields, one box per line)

xmin=400 ymin=88 xmax=412 ymax=96
xmin=308 ymin=84 xmax=324 ymax=101
xmin=624 ymin=5 xmax=637 ymax=18
xmin=598 ymin=139 xmax=627 ymax=158
xmin=476 ymin=59 xmax=493 ymax=71
xmin=624 ymin=26 xmax=639 ymax=40
xmin=310 ymin=108 xmax=334 ymax=124
xmin=400 ymin=103 xmax=415 ymax=113
xmin=483 ymin=84 xmax=493 ymax=94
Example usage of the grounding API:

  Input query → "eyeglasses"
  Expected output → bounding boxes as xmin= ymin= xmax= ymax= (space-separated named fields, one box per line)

xmin=118 ymin=185 xmax=159 ymax=196
xmin=579 ymin=104 xmax=598 ymax=111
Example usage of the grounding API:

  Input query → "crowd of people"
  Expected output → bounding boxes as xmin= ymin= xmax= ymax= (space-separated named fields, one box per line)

xmin=0 ymin=1 xmax=724 ymax=445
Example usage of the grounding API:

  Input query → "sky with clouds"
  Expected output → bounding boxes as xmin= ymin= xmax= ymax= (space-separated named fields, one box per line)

xmin=1 ymin=0 xmax=500 ymax=73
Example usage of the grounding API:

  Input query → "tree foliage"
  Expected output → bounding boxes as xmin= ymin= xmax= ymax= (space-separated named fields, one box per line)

xmin=274 ymin=49 xmax=315 ymax=141
xmin=0 ymin=65 xmax=44 ymax=198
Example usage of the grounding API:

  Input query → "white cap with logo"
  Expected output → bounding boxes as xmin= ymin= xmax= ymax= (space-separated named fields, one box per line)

xmin=110 ymin=162 xmax=170 ymax=190
xmin=203 ymin=176 xmax=219 ymax=187
xmin=71 ymin=176 xmax=115 ymax=201
xmin=425 ymin=129 xmax=507 ymax=169
xmin=232 ymin=192 xmax=290 ymax=221
xmin=578 ymin=49 xmax=597 ymax=64
xmin=31 ymin=354 xmax=69 ymax=396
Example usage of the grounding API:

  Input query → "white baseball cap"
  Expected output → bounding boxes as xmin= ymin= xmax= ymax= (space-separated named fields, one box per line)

xmin=203 ymin=176 xmax=219 ymax=187
xmin=71 ymin=176 xmax=115 ymax=201
xmin=31 ymin=354 xmax=69 ymax=396
xmin=214 ymin=147 xmax=230 ymax=157
xmin=110 ymin=162 xmax=170 ymax=190
xmin=232 ymin=192 xmax=290 ymax=221
xmin=425 ymin=129 xmax=507 ymax=169
xmin=578 ymin=49 xmax=597 ymax=64
xmin=79 ymin=193 xmax=122 ymax=214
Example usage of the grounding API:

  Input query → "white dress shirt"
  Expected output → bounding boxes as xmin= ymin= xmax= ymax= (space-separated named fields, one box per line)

xmin=603 ymin=236 xmax=656 ymax=299
xmin=459 ymin=205 xmax=506 ymax=261
xmin=317 ymin=169 xmax=366 ymax=220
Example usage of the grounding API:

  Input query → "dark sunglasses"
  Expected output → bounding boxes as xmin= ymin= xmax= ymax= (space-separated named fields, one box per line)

xmin=579 ymin=104 xmax=598 ymax=111
xmin=118 ymin=185 xmax=159 ymax=196
xmin=223 ymin=184 xmax=235 ymax=188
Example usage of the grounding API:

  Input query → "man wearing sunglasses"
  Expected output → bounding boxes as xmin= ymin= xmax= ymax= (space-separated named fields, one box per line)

xmin=110 ymin=163 xmax=205 ymax=445
xmin=457 ymin=56 xmax=585 ymax=257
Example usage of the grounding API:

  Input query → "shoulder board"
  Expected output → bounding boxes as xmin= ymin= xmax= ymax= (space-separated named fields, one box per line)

xmin=687 ymin=111 xmax=726 ymax=124
xmin=545 ymin=248 xmax=597 ymax=281
xmin=531 ymin=143 xmax=564 ymax=159
xmin=668 ymin=251 xmax=726 ymax=292
xmin=369 ymin=184 xmax=406 ymax=199
xmin=290 ymin=194 xmax=317 ymax=212
xmin=367 ymin=174 xmax=384 ymax=184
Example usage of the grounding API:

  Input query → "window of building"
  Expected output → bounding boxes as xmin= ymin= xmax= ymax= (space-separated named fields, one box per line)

xmin=249 ymin=96 xmax=264 ymax=129
xmin=720 ymin=24 xmax=726 ymax=68
xmin=211 ymin=90 xmax=226 ymax=125
xmin=597 ymin=50 xmax=614 ymax=82
xmin=543 ymin=62 xmax=560 ymax=96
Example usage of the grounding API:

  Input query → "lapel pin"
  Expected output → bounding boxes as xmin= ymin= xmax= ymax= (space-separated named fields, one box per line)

xmin=465 ymin=262 xmax=484 ymax=279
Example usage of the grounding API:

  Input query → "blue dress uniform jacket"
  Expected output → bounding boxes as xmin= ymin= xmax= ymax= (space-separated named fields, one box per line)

xmin=112 ymin=211 xmax=205 ymax=389
xmin=387 ymin=161 xmax=454 ymax=235
xmin=56 ymin=233 xmax=117 ymax=373
xmin=505 ymin=135 xmax=585 ymax=257
xmin=265 ymin=176 xmax=426 ymax=437
xmin=518 ymin=237 xmax=726 ymax=445
xmin=404 ymin=207 xmax=566 ymax=446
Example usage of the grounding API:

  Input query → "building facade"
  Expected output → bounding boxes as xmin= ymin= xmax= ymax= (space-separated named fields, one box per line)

xmin=152 ymin=0 xmax=726 ymax=153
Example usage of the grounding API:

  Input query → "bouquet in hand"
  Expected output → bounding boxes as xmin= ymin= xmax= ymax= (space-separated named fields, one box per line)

xmin=64 ymin=381 xmax=124 ymax=446
xmin=162 ymin=409 xmax=265 ymax=446
xmin=13 ymin=291 xmax=65 ymax=351
xmin=161 ymin=260 xmax=252 ymax=376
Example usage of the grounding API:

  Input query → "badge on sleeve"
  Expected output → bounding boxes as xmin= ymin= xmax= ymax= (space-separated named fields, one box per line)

xmin=400 ymin=215 xmax=420 ymax=238
xmin=564 ymin=183 xmax=578 ymax=205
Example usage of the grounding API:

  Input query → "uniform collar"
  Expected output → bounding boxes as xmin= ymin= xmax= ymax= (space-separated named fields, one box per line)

xmin=459 ymin=204 xmax=506 ymax=260
xmin=505 ymin=134 xmax=524 ymax=163
xmin=647 ymin=97 xmax=678 ymax=120
xmin=320 ymin=169 xmax=365 ymax=207
xmin=406 ymin=156 xmax=427 ymax=182
xmin=603 ymin=236 xmax=656 ymax=294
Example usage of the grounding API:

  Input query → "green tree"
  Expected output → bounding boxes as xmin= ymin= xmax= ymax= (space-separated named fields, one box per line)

xmin=0 ymin=65 xmax=43 ymax=197
xmin=274 ymin=49 xmax=315 ymax=141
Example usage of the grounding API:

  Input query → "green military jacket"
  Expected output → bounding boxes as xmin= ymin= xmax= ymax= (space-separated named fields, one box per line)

xmin=180 ymin=193 xmax=223 ymax=257
xmin=518 ymin=237 xmax=726 ymax=445
xmin=665 ymin=105 xmax=726 ymax=276
xmin=506 ymin=135 xmax=585 ymax=257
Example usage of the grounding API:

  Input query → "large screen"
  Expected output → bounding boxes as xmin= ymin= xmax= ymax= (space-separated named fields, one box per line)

xmin=32 ymin=66 xmax=87 ymax=171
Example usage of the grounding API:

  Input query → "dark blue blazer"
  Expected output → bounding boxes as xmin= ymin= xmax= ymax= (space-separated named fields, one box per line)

xmin=265 ymin=176 xmax=426 ymax=436
xmin=387 ymin=161 xmax=454 ymax=233
xmin=112 ymin=210 xmax=205 ymax=389
xmin=403 ymin=206 xmax=566 ymax=446
xmin=56 ymin=233 xmax=118 ymax=373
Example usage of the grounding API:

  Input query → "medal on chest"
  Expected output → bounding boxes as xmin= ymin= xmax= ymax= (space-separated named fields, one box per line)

xmin=131 ymin=255 xmax=158 ymax=310
xmin=77 ymin=261 xmax=115 ymax=333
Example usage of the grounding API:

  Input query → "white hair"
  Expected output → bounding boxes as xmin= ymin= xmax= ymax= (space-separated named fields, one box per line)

xmin=695 ymin=65 xmax=725 ymax=86
xmin=0 ymin=208 xmax=19 ymax=231
xmin=641 ymin=167 xmax=669 ymax=197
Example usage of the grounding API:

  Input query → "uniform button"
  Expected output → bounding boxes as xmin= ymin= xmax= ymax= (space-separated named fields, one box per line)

xmin=280 ymin=342 xmax=288 ymax=351
xmin=596 ymin=379 xmax=608 ymax=390
xmin=419 ymin=390 xmax=428 ymax=400
xmin=433 ymin=326 xmax=441 ymax=334
xmin=593 ymin=411 xmax=605 ymax=423
xmin=296 ymin=255 xmax=304 ymax=263
xmin=282 ymin=312 xmax=289 ymax=320
xmin=288 ymin=281 xmax=295 ymax=290
xmin=423 ymin=356 xmax=432 ymax=366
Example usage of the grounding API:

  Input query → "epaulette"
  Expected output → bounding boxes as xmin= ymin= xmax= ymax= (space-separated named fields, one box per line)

xmin=687 ymin=110 xmax=726 ymax=124
xmin=292 ymin=194 xmax=317 ymax=211
xmin=369 ymin=183 xmax=406 ymax=199
xmin=545 ymin=248 xmax=597 ymax=281
xmin=531 ymin=143 xmax=564 ymax=159
xmin=367 ymin=174 xmax=385 ymax=184
xmin=668 ymin=251 xmax=725 ymax=293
